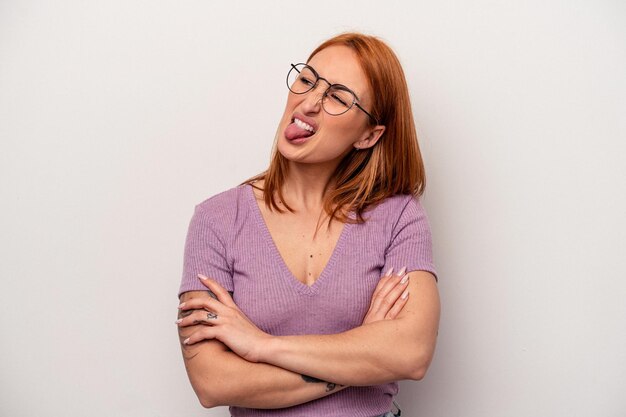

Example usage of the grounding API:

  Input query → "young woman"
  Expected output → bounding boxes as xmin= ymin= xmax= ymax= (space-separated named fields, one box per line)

xmin=176 ymin=32 xmax=441 ymax=417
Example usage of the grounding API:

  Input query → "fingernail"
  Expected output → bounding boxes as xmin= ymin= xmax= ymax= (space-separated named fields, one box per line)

xmin=400 ymin=274 xmax=409 ymax=284
xmin=384 ymin=267 xmax=394 ymax=277
xmin=175 ymin=318 xmax=182 ymax=324
xmin=401 ymin=289 xmax=409 ymax=299
xmin=396 ymin=266 xmax=407 ymax=276
xmin=198 ymin=274 xmax=208 ymax=280
xmin=178 ymin=302 xmax=186 ymax=309
xmin=183 ymin=338 xmax=190 ymax=344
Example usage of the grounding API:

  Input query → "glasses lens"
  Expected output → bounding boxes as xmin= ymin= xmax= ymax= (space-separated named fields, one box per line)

xmin=323 ymin=86 xmax=355 ymax=115
xmin=287 ymin=64 xmax=317 ymax=94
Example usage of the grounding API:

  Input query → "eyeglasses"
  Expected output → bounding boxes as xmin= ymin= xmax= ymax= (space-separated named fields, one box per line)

xmin=286 ymin=63 xmax=379 ymax=125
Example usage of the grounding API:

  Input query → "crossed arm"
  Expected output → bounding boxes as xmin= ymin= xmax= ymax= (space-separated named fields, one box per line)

xmin=257 ymin=270 xmax=439 ymax=386
xmin=177 ymin=270 xmax=440 ymax=409
xmin=177 ymin=291 xmax=349 ymax=409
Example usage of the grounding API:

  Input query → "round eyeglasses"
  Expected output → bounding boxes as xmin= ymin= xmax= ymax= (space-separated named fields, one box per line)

xmin=286 ymin=63 xmax=380 ymax=125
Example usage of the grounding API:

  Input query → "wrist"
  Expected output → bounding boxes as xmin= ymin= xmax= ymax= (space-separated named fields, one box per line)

xmin=256 ymin=334 xmax=280 ymax=363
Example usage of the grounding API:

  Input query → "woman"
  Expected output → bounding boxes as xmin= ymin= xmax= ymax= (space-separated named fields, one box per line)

xmin=176 ymin=32 xmax=440 ymax=417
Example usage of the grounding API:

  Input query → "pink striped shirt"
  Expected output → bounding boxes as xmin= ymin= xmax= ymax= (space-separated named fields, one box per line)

xmin=179 ymin=183 xmax=437 ymax=417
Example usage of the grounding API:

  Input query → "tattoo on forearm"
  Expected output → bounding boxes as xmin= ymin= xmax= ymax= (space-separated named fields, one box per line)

xmin=178 ymin=309 xmax=193 ymax=319
xmin=208 ymin=289 xmax=234 ymax=299
xmin=301 ymin=374 xmax=344 ymax=392
xmin=301 ymin=374 xmax=323 ymax=383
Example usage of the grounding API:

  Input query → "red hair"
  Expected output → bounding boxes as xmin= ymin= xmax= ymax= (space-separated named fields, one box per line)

xmin=241 ymin=32 xmax=427 ymax=228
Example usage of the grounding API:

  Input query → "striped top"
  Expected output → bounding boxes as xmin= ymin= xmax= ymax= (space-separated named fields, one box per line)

xmin=179 ymin=183 xmax=438 ymax=417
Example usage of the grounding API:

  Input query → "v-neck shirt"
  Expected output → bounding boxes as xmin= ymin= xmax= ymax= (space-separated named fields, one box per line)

xmin=249 ymin=184 xmax=352 ymax=294
xmin=179 ymin=183 xmax=438 ymax=417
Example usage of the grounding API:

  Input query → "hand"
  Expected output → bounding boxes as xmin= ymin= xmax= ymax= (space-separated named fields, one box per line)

xmin=176 ymin=274 xmax=272 ymax=363
xmin=361 ymin=266 xmax=410 ymax=325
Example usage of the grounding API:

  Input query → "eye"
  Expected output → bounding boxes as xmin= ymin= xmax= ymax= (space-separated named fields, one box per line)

xmin=327 ymin=87 xmax=353 ymax=109
xmin=298 ymin=76 xmax=315 ymax=87
xmin=330 ymin=93 xmax=348 ymax=107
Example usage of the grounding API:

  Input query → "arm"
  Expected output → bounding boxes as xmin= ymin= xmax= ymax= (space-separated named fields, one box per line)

xmin=177 ymin=290 xmax=348 ymax=409
xmin=256 ymin=270 xmax=440 ymax=386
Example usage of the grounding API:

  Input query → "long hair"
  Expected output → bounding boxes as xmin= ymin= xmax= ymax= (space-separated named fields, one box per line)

xmin=240 ymin=32 xmax=427 ymax=229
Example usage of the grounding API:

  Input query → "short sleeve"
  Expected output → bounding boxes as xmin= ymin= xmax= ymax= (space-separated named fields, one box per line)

xmin=383 ymin=195 xmax=438 ymax=282
xmin=178 ymin=204 xmax=234 ymax=298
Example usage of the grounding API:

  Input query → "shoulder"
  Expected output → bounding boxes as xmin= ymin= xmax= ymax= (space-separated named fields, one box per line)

xmin=365 ymin=193 xmax=425 ymax=220
xmin=192 ymin=184 xmax=249 ymax=230
xmin=358 ymin=194 xmax=432 ymax=239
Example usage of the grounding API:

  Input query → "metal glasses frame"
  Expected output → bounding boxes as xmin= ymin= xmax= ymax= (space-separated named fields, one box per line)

xmin=287 ymin=63 xmax=380 ymax=125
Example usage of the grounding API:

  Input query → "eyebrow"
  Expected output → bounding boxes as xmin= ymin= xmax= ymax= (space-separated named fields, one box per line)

xmin=308 ymin=64 xmax=363 ymax=103
xmin=331 ymin=83 xmax=361 ymax=102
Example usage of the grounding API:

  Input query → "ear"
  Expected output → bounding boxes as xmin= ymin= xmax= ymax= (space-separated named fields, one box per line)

xmin=354 ymin=125 xmax=386 ymax=150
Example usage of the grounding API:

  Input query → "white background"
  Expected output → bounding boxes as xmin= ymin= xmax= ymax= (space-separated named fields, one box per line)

xmin=1 ymin=1 xmax=625 ymax=416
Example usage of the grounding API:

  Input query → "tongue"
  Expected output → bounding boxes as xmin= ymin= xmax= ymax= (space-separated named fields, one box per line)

xmin=285 ymin=122 xmax=314 ymax=140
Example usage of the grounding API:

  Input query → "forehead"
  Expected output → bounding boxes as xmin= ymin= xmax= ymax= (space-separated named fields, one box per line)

xmin=307 ymin=45 xmax=370 ymax=101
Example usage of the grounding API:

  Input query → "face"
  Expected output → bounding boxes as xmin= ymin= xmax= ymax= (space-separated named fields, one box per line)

xmin=276 ymin=45 xmax=385 ymax=165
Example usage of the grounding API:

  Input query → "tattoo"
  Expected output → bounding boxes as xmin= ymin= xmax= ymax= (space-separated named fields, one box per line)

xmin=177 ymin=289 xmax=235 ymax=355
xmin=301 ymin=374 xmax=343 ymax=392
xmin=325 ymin=383 xmax=337 ymax=392
xmin=301 ymin=374 xmax=323 ymax=383
xmin=178 ymin=309 xmax=194 ymax=319
xmin=207 ymin=289 xmax=234 ymax=299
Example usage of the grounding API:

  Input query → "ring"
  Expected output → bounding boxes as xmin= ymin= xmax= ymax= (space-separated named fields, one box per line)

xmin=206 ymin=312 xmax=218 ymax=320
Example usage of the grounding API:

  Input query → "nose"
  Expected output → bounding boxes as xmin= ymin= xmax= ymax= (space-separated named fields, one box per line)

xmin=299 ymin=83 xmax=326 ymax=114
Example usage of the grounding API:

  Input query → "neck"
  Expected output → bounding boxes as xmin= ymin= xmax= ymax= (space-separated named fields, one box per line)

xmin=281 ymin=160 xmax=339 ymax=212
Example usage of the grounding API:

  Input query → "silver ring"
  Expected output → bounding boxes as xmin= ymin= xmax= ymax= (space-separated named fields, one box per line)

xmin=206 ymin=312 xmax=218 ymax=320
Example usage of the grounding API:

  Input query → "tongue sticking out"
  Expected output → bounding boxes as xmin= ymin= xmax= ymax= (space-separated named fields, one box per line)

xmin=285 ymin=122 xmax=314 ymax=140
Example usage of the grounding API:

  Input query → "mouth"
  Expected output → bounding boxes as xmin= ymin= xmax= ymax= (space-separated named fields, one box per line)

xmin=285 ymin=113 xmax=318 ymax=142
xmin=290 ymin=116 xmax=317 ymax=134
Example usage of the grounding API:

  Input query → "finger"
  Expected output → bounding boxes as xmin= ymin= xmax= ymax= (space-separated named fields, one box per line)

xmin=368 ymin=276 xmax=408 ymax=322
xmin=363 ymin=267 xmax=395 ymax=317
xmin=378 ymin=266 xmax=408 ymax=298
xmin=384 ymin=272 xmax=410 ymax=303
xmin=380 ymin=272 xmax=410 ymax=309
xmin=176 ymin=306 xmax=206 ymax=322
xmin=366 ymin=267 xmax=391 ymax=303
xmin=367 ymin=267 xmax=397 ymax=312
xmin=177 ymin=309 xmax=220 ymax=327
xmin=381 ymin=266 xmax=395 ymax=280
xmin=183 ymin=327 xmax=218 ymax=345
xmin=385 ymin=290 xmax=410 ymax=319
xmin=375 ymin=267 xmax=395 ymax=289
xmin=197 ymin=274 xmax=238 ymax=308
xmin=178 ymin=295 xmax=224 ymax=314
xmin=380 ymin=273 xmax=411 ymax=318
xmin=370 ymin=267 xmax=408 ymax=313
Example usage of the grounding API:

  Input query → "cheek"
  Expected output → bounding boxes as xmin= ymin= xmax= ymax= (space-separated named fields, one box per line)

xmin=280 ymin=95 xmax=301 ymax=121
xmin=285 ymin=93 xmax=301 ymax=110
xmin=322 ymin=117 xmax=366 ymax=142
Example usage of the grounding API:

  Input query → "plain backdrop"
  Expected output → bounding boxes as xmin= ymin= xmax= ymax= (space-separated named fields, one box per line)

xmin=1 ymin=1 xmax=625 ymax=416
